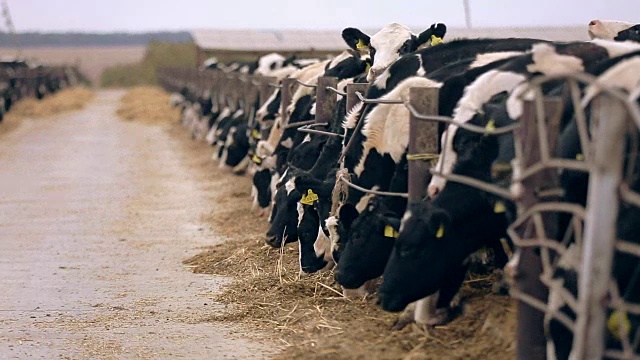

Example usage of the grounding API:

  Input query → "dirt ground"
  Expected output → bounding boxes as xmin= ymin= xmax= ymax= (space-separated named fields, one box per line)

xmin=173 ymin=105 xmax=518 ymax=358
xmin=0 ymin=90 xmax=274 ymax=359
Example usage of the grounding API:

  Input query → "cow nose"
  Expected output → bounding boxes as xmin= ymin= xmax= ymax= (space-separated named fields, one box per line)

xmin=427 ymin=185 xmax=440 ymax=198
xmin=369 ymin=68 xmax=377 ymax=77
xmin=589 ymin=20 xmax=599 ymax=26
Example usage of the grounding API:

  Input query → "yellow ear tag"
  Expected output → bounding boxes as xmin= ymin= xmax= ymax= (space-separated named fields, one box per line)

xmin=607 ymin=310 xmax=631 ymax=340
xmin=436 ymin=224 xmax=445 ymax=239
xmin=494 ymin=201 xmax=507 ymax=214
xmin=252 ymin=154 xmax=262 ymax=164
xmin=252 ymin=129 xmax=261 ymax=139
xmin=384 ymin=225 xmax=399 ymax=238
xmin=576 ymin=153 xmax=585 ymax=161
xmin=300 ymin=189 xmax=319 ymax=205
xmin=430 ymin=35 xmax=444 ymax=46
xmin=356 ymin=39 xmax=368 ymax=50
xmin=484 ymin=119 xmax=496 ymax=135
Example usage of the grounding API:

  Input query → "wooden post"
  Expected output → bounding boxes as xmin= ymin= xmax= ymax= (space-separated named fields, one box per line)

xmin=259 ymin=76 xmax=276 ymax=107
xmin=407 ymin=87 xmax=439 ymax=204
xmin=316 ymin=76 xmax=338 ymax=125
xmin=280 ymin=78 xmax=297 ymax=127
xmin=571 ymin=94 xmax=627 ymax=360
xmin=346 ymin=83 xmax=369 ymax=114
xmin=512 ymin=98 xmax=563 ymax=360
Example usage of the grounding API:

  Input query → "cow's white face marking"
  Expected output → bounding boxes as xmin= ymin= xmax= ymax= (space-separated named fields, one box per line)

xmin=368 ymin=23 xmax=414 ymax=82
xmin=588 ymin=20 xmax=634 ymax=40
xmin=285 ymin=177 xmax=296 ymax=195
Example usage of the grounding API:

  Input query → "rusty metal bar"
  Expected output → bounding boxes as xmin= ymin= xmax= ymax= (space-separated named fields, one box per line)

xmin=283 ymin=119 xmax=316 ymax=129
xmin=356 ymin=91 xmax=403 ymax=104
xmin=338 ymin=175 xmax=408 ymax=198
xmin=346 ymin=83 xmax=368 ymax=112
xmin=511 ymin=98 xmax=563 ymax=360
xmin=316 ymin=76 xmax=338 ymax=125
xmin=326 ymin=86 xmax=347 ymax=97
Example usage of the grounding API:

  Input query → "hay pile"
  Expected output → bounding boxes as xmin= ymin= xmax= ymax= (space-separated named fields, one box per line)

xmin=7 ymin=87 xmax=94 ymax=119
xmin=116 ymin=86 xmax=180 ymax=124
xmin=177 ymin=125 xmax=518 ymax=359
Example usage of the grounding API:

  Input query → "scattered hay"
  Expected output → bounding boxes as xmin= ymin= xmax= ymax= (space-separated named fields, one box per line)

xmin=116 ymin=86 xmax=180 ymax=124
xmin=6 ymin=87 xmax=95 ymax=119
xmin=174 ymin=122 xmax=518 ymax=360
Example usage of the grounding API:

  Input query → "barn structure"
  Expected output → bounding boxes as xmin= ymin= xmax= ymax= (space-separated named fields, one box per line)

xmin=190 ymin=25 xmax=590 ymax=67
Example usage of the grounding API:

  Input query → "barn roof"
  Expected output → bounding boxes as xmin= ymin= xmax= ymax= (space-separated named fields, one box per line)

xmin=191 ymin=26 xmax=590 ymax=52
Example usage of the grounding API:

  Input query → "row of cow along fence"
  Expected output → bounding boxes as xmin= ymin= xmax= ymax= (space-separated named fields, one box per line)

xmin=158 ymin=66 xmax=640 ymax=360
xmin=0 ymin=65 xmax=82 ymax=101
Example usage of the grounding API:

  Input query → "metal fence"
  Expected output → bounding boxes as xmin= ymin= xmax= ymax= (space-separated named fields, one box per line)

xmin=158 ymin=66 xmax=640 ymax=359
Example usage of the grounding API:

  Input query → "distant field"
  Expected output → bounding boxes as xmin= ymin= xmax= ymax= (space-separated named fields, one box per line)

xmin=0 ymin=46 xmax=146 ymax=85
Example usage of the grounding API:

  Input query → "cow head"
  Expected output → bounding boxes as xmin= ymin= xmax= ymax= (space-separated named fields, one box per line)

xmin=256 ymin=53 xmax=287 ymax=76
xmin=323 ymin=50 xmax=371 ymax=80
xmin=342 ymin=22 xmax=447 ymax=81
xmin=335 ymin=198 xmax=400 ymax=289
xmin=265 ymin=176 xmax=300 ymax=248
xmin=380 ymin=134 xmax=505 ymax=313
xmin=588 ymin=20 xmax=637 ymax=41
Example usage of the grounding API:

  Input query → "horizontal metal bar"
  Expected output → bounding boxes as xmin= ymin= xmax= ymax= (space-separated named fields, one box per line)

xmin=251 ymin=80 xmax=262 ymax=86
xmin=298 ymin=128 xmax=344 ymax=138
xmin=405 ymin=102 xmax=521 ymax=135
xmin=429 ymin=169 xmax=514 ymax=200
xmin=620 ymin=183 xmax=640 ymax=208
xmin=338 ymin=175 xmax=408 ymax=198
xmin=294 ymin=79 xmax=317 ymax=88
xmin=283 ymin=119 xmax=317 ymax=129
xmin=269 ymin=83 xmax=282 ymax=89
xmin=356 ymin=91 xmax=403 ymax=105
xmin=326 ymin=86 xmax=347 ymax=96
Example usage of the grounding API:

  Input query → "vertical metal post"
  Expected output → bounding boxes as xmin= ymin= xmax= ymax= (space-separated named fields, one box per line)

xmin=407 ymin=87 xmax=440 ymax=324
xmin=280 ymin=78 xmax=297 ymax=127
xmin=346 ymin=83 xmax=369 ymax=114
xmin=571 ymin=94 xmax=627 ymax=360
xmin=316 ymin=76 xmax=338 ymax=125
xmin=513 ymin=98 xmax=563 ymax=360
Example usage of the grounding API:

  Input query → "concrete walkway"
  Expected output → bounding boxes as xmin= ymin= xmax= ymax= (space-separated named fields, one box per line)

xmin=0 ymin=90 xmax=268 ymax=359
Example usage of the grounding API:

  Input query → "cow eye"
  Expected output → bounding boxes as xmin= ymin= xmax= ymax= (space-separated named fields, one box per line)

xmin=369 ymin=47 xmax=376 ymax=58
xmin=397 ymin=245 xmax=412 ymax=258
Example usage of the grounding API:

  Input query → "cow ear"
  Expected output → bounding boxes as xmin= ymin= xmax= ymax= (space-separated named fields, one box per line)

xmin=283 ymin=53 xmax=297 ymax=66
xmin=339 ymin=203 xmax=360 ymax=229
xmin=428 ymin=208 xmax=451 ymax=239
xmin=417 ymin=23 xmax=447 ymax=48
xmin=342 ymin=28 xmax=371 ymax=51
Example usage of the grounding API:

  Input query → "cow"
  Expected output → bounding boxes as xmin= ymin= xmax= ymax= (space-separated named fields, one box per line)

xmin=428 ymin=39 xmax=640 ymax=198
xmin=342 ymin=22 xmax=447 ymax=81
xmin=378 ymin=122 xmax=509 ymax=325
xmin=588 ymin=20 xmax=640 ymax=42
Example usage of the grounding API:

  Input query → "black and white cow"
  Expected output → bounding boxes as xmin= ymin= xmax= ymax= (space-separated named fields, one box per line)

xmin=342 ymin=22 xmax=447 ymax=81
xmin=588 ymin=20 xmax=640 ymax=42
xmin=428 ymin=39 xmax=640 ymax=197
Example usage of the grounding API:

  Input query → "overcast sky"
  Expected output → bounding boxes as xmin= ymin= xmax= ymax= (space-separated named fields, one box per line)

xmin=5 ymin=0 xmax=637 ymax=33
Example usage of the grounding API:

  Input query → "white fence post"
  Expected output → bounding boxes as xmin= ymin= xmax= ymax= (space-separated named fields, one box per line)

xmin=571 ymin=94 xmax=629 ymax=360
